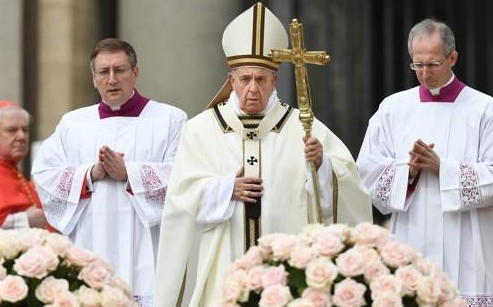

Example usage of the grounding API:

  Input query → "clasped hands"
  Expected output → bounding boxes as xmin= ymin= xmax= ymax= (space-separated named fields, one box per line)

xmin=91 ymin=145 xmax=128 ymax=181
xmin=232 ymin=137 xmax=323 ymax=202
xmin=408 ymin=139 xmax=440 ymax=179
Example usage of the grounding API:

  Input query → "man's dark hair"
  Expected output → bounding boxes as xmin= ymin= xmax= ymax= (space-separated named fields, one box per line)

xmin=89 ymin=38 xmax=137 ymax=71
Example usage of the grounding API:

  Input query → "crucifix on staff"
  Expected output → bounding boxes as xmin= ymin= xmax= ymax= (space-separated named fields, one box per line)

xmin=270 ymin=18 xmax=334 ymax=224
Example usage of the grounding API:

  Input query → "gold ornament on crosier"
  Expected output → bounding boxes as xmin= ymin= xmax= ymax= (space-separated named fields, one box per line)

xmin=270 ymin=18 xmax=333 ymax=224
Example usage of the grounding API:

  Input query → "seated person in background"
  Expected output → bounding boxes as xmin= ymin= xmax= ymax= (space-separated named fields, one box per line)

xmin=0 ymin=100 xmax=47 ymax=229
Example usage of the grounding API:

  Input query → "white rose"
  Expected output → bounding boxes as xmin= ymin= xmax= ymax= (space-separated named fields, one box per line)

xmin=0 ymin=231 xmax=22 ymax=259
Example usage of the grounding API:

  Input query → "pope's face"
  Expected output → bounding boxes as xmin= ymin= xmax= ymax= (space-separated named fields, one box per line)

xmin=229 ymin=67 xmax=277 ymax=115
xmin=92 ymin=50 xmax=138 ymax=107
xmin=0 ymin=109 xmax=29 ymax=163
xmin=411 ymin=33 xmax=457 ymax=89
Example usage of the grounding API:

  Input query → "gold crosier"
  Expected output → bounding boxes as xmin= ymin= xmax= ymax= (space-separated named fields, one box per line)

xmin=270 ymin=19 xmax=336 ymax=223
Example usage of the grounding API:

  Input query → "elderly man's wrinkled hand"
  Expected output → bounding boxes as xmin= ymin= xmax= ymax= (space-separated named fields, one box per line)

xmin=231 ymin=167 xmax=263 ymax=202
xmin=303 ymin=136 xmax=323 ymax=170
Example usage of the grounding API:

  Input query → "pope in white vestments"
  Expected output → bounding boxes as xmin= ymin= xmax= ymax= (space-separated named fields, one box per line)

xmin=357 ymin=19 xmax=493 ymax=305
xmin=154 ymin=3 xmax=372 ymax=307
xmin=31 ymin=38 xmax=187 ymax=307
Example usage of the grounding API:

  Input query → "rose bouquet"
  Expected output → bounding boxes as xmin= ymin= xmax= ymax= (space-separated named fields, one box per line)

xmin=0 ymin=228 xmax=136 ymax=306
xmin=210 ymin=223 xmax=467 ymax=307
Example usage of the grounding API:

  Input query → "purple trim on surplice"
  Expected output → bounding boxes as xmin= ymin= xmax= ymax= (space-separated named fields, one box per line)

xmin=98 ymin=90 xmax=150 ymax=119
xmin=419 ymin=77 xmax=466 ymax=103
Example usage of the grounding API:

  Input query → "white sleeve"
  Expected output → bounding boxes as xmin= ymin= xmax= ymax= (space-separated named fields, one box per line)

xmin=31 ymin=117 xmax=92 ymax=235
xmin=195 ymin=173 xmax=237 ymax=231
xmin=1 ymin=212 xmax=29 ymax=229
xmin=125 ymin=111 xmax=187 ymax=227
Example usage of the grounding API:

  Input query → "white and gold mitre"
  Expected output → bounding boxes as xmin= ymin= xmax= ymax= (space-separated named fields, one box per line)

xmin=222 ymin=2 xmax=288 ymax=71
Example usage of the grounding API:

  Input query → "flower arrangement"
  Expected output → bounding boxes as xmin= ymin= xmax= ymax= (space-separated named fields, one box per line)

xmin=211 ymin=223 xmax=467 ymax=307
xmin=0 ymin=228 xmax=137 ymax=306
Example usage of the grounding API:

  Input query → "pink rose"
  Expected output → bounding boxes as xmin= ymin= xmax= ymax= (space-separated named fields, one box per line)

xmin=363 ymin=260 xmax=390 ymax=283
xmin=110 ymin=276 xmax=133 ymax=297
xmin=76 ymin=285 xmax=102 ymax=307
xmin=301 ymin=287 xmax=332 ymax=307
xmin=439 ymin=296 xmax=468 ymax=307
xmin=236 ymin=246 xmax=263 ymax=270
xmin=259 ymin=284 xmax=292 ymax=307
xmin=351 ymin=223 xmax=388 ymax=247
xmin=34 ymin=246 xmax=60 ymax=271
xmin=379 ymin=241 xmax=414 ymax=269
xmin=35 ymin=276 xmax=69 ymax=303
xmin=288 ymin=298 xmax=317 ymax=307
xmin=64 ymin=245 xmax=95 ymax=267
xmin=52 ymin=291 xmax=80 ymax=307
xmin=289 ymin=244 xmax=317 ymax=269
xmin=258 ymin=234 xmax=278 ymax=260
xmin=302 ymin=224 xmax=325 ymax=242
xmin=335 ymin=248 xmax=366 ymax=277
xmin=412 ymin=256 xmax=438 ymax=276
xmin=372 ymin=292 xmax=403 ymax=307
xmin=313 ymin=229 xmax=344 ymax=258
xmin=332 ymin=278 xmax=366 ymax=307
xmin=395 ymin=265 xmax=422 ymax=295
xmin=270 ymin=234 xmax=297 ymax=261
xmin=221 ymin=269 xmax=248 ymax=302
xmin=78 ymin=262 xmax=112 ymax=290
xmin=247 ymin=266 xmax=265 ymax=292
xmin=435 ymin=271 xmax=456 ymax=303
xmin=13 ymin=248 xmax=50 ymax=279
xmin=352 ymin=245 xmax=379 ymax=263
xmin=0 ymin=275 xmax=28 ymax=303
xmin=0 ymin=265 xmax=6 ymax=280
xmin=219 ymin=282 xmax=243 ymax=303
xmin=209 ymin=301 xmax=242 ymax=307
xmin=262 ymin=265 xmax=287 ymax=288
xmin=416 ymin=275 xmax=441 ymax=305
xmin=44 ymin=232 xmax=73 ymax=255
xmin=369 ymin=274 xmax=403 ymax=300
xmin=17 ymin=228 xmax=45 ymax=251
xmin=325 ymin=224 xmax=350 ymax=242
xmin=101 ymin=286 xmax=134 ymax=307
xmin=305 ymin=258 xmax=338 ymax=290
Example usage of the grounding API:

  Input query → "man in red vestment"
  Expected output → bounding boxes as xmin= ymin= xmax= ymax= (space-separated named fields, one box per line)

xmin=0 ymin=100 xmax=47 ymax=229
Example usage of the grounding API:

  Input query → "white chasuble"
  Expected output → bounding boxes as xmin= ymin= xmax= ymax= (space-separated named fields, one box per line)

xmin=32 ymin=101 xmax=187 ymax=305
xmin=357 ymin=85 xmax=493 ymax=304
xmin=154 ymin=96 xmax=371 ymax=307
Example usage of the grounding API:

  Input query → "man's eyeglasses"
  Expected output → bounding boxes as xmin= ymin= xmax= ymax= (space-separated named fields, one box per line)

xmin=93 ymin=66 xmax=133 ymax=78
xmin=409 ymin=55 xmax=450 ymax=71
